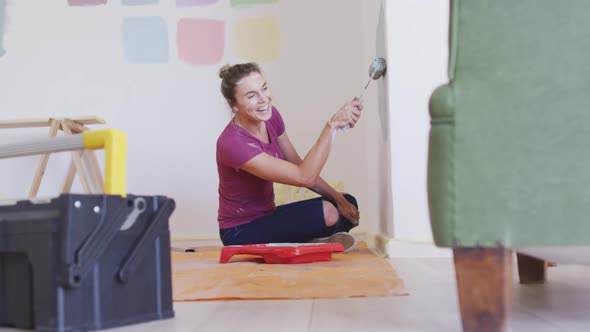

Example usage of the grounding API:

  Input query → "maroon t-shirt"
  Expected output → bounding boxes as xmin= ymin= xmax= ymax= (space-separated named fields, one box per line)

xmin=216 ymin=107 xmax=286 ymax=229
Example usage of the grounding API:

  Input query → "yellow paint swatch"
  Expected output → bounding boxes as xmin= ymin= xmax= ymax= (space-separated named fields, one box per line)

xmin=235 ymin=16 xmax=279 ymax=62
xmin=274 ymin=180 xmax=344 ymax=205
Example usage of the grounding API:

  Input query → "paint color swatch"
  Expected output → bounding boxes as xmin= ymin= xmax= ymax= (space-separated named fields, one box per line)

xmin=68 ymin=0 xmax=107 ymax=5
xmin=230 ymin=0 xmax=277 ymax=7
xmin=176 ymin=0 xmax=218 ymax=7
xmin=177 ymin=19 xmax=224 ymax=66
xmin=122 ymin=17 xmax=169 ymax=64
xmin=0 ymin=0 xmax=5 ymax=57
xmin=122 ymin=0 xmax=158 ymax=5
xmin=235 ymin=17 xmax=279 ymax=62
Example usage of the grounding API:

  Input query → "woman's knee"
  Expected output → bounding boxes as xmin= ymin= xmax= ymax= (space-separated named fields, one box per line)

xmin=323 ymin=201 xmax=339 ymax=227
xmin=342 ymin=193 xmax=358 ymax=209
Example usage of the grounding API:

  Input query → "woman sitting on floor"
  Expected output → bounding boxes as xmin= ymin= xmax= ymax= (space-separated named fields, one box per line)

xmin=216 ymin=62 xmax=362 ymax=252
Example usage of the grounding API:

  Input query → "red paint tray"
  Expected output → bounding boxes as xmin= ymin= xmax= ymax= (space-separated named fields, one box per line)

xmin=219 ymin=243 xmax=344 ymax=264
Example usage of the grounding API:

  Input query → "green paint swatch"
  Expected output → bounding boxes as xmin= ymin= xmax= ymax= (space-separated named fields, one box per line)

xmin=230 ymin=0 xmax=277 ymax=7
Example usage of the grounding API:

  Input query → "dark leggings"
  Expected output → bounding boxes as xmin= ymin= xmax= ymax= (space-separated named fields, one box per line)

xmin=219 ymin=194 xmax=359 ymax=245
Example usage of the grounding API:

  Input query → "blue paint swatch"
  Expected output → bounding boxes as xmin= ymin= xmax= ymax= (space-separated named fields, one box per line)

xmin=122 ymin=17 xmax=169 ymax=64
xmin=0 ymin=0 xmax=6 ymax=57
xmin=122 ymin=0 xmax=158 ymax=5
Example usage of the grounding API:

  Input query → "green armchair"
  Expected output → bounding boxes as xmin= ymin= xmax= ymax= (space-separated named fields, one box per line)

xmin=428 ymin=1 xmax=590 ymax=331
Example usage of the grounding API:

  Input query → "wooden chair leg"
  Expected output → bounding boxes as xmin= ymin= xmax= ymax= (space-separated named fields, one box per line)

xmin=62 ymin=160 xmax=76 ymax=193
xmin=60 ymin=121 xmax=92 ymax=193
xmin=84 ymin=150 xmax=104 ymax=193
xmin=516 ymin=253 xmax=546 ymax=284
xmin=29 ymin=119 xmax=60 ymax=197
xmin=453 ymin=248 xmax=513 ymax=332
xmin=66 ymin=120 xmax=104 ymax=193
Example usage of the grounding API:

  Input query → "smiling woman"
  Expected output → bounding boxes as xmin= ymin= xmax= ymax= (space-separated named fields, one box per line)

xmin=215 ymin=62 xmax=363 ymax=251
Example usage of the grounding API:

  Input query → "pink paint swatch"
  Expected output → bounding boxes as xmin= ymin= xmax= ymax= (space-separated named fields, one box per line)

xmin=68 ymin=0 xmax=107 ymax=5
xmin=177 ymin=19 xmax=224 ymax=66
xmin=176 ymin=0 xmax=217 ymax=7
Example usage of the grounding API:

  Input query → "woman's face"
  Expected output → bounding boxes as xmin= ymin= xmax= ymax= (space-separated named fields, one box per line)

xmin=231 ymin=72 xmax=273 ymax=122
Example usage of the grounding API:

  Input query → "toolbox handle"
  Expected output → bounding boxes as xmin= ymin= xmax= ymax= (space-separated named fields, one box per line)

xmin=65 ymin=197 xmax=131 ymax=288
xmin=117 ymin=198 xmax=175 ymax=283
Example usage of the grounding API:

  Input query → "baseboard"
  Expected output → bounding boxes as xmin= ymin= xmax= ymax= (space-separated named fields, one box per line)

xmin=171 ymin=230 xmax=368 ymax=244
xmin=363 ymin=231 xmax=391 ymax=257
xmin=170 ymin=232 xmax=452 ymax=258
xmin=365 ymin=232 xmax=452 ymax=258
xmin=171 ymin=235 xmax=217 ymax=242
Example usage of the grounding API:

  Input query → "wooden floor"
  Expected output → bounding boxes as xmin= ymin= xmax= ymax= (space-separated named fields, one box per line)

xmin=116 ymin=249 xmax=590 ymax=332
xmin=3 ymin=244 xmax=590 ymax=331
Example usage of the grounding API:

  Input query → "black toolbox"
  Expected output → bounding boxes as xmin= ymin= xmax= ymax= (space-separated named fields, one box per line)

xmin=0 ymin=193 xmax=175 ymax=331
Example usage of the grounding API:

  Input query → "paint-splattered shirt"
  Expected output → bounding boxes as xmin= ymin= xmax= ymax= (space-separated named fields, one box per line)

xmin=216 ymin=106 xmax=286 ymax=229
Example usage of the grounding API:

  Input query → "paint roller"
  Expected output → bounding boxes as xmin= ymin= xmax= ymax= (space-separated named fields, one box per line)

xmin=357 ymin=57 xmax=387 ymax=104
xmin=0 ymin=130 xmax=128 ymax=196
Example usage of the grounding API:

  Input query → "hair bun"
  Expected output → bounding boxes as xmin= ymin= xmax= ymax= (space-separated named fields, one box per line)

xmin=219 ymin=64 xmax=232 ymax=79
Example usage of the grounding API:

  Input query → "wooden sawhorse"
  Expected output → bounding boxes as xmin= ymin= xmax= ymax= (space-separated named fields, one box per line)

xmin=0 ymin=116 xmax=106 ymax=197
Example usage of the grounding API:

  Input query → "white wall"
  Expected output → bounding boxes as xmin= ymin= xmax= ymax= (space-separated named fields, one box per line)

xmin=359 ymin=0 xmax=394 ymax=237
xmin=385 ymin=1 xmax=449 ymax=241
xmin=0 ymin=0 xmax=452 ymax=243
xmin=0 ymin=0 xmax=371 ymax=239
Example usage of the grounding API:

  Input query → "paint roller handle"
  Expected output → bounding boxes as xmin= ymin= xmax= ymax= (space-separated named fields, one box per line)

xmin=340 ymin=95 xmax=364 ymax=132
